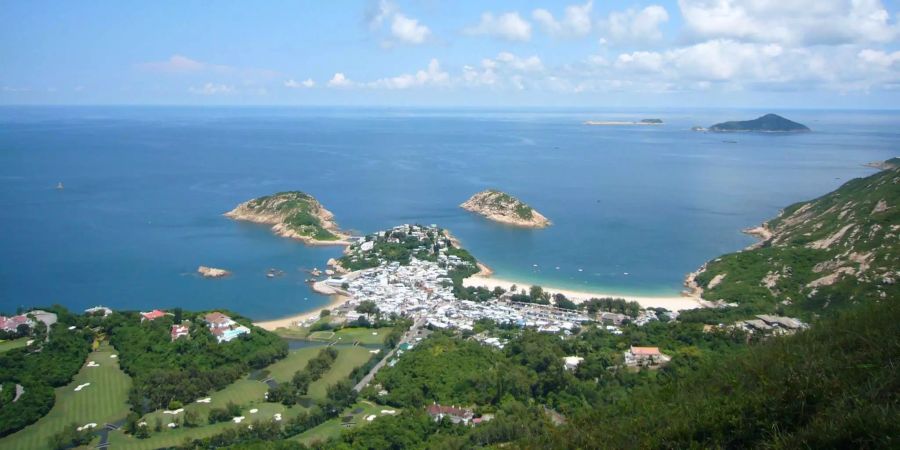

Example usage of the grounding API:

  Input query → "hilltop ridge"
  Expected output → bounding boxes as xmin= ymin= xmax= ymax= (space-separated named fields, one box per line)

xmin=707 ymin=113 xmax=810 ymax=132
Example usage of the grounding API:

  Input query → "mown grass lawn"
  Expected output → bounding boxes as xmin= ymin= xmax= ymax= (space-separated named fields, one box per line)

xmin=107 ymin=345 xmax=373 ymax=448
xmin=0 ymin=337 xmax=30 ymax=354
xmin=308 ymin=327 xmax=393 ymax=345
xmin=0 ymin=343 xmax=131 ymax=450
xmin=292 ymin=401 xmax=398 ymax=446
xmin=308 ymin=347 xmax=373 ymax=400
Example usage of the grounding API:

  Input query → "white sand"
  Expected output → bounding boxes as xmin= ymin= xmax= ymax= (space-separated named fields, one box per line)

xmin=233 ymin=416 xmax=245 ymax=424
xmin=196 ymin=397 xmax=211 ymax=403
xmin=86 ymin=361 xmax=99 ymax=367
xmin=249 ymin=408 xmax=259 ymax=414
xmin=253 ymin=293 xmax=351 ymax=331
xmin=74 ymin=383 xmax=90 ymax=392
xmin=463 ymin=275 xmax=703 ymax=311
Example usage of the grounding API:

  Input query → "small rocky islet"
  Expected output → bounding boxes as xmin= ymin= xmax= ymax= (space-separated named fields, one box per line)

xmin=224 ymin=191 xmax=349 ymax=245
xmin=460 ymin=190 xmax=551 ymax=228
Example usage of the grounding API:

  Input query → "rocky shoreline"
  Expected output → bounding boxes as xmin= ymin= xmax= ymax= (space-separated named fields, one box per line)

xmin=461 ymin=190 xmax=551 ymax=228
xmin=225 ymin=192 xmax=351 ymax=246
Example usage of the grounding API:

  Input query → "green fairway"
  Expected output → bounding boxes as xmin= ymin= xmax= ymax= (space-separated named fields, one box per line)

xmin=308 ymin=347 xmax=373 ymax=400
xmin=292 ymin=401 xmax=398 ymax=445
xmin=104 ymin=345 xmax=374 ymax=448
xmin=307 ymin=327 xmax=392 ymax=345
xmin=0 ymin=343 xmax=131 ymax=450
xmin=0 ymin=337 xmax=30 ymax=354
xmin=266 ymin=346 xmax=326 ymax=383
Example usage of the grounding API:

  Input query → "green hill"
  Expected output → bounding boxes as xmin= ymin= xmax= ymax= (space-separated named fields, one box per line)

xmin=225 ymin=191 xmax=348 ymax=244
xmin=691 ymin=166 xmax=899 ymax=320
xmin=709 ymin=113 xmax=810 ymax=132
xmin=543 ymin=297 xmax=899 ymax=449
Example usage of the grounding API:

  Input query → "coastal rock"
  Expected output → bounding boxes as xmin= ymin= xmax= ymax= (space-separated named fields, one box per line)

xmin=460 ymin=190 xmax=551 ymax=228
xmin=198 ymin=266 xmax=231 ymax=278
xmin=225 ymin=191 xmax=350 ymax=245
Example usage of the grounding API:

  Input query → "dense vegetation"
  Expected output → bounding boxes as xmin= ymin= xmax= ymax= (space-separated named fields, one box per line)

xmin=692 ymin=166 xmax=899 ymax=322
xmin=709 ymin=113 xmax=810 ymax=132
xmin=538 ymin=298 xmax=899 ymax=449
xmin=0 ymin=307 xmax=92 ymax=437
xmin=241 ymin=191 xmax=340 ymax=241
xmin=107 ymin=310 xmax=287 ymax=412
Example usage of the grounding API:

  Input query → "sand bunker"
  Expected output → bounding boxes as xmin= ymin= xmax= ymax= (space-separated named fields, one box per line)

xmin=74 ymin=383 xmax=90 ymax=392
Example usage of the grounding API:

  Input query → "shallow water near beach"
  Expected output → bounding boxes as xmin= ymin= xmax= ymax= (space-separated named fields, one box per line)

xmin=0 ymin=106 xmax=896 ymax=319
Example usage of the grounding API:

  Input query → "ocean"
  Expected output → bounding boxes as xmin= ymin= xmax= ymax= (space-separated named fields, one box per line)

xmin=0 ymin=106 xmax=896 ymax=320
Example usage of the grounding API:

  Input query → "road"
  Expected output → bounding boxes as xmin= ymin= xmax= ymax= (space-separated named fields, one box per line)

xmin=353 ymin=316 xmax=426 ymax=392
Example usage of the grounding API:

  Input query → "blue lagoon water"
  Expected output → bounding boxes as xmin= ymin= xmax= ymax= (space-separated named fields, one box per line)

xmin=0 ymin=107 xmax=896 ymax=319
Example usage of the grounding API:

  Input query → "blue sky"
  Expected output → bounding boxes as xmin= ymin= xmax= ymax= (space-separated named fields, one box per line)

xmin=2 ymin=0 xmax=899 ymax=107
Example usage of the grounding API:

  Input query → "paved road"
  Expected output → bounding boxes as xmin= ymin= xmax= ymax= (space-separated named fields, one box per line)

xmin=353 ymin=317 xmax=426 ymax=392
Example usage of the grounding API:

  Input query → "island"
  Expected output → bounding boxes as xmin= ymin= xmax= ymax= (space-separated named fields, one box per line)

xmin=460 ymin=190 xmax=551 ymax=228
xmin=197 ymin=266 xmax=230 ymax=278
xmin=584 ymin=118 xmax=663 ymax=126
xmin=706 ymin=113 xmax=810 ymax=132
xmin=225 ymin=191 xmax=350 ymax=245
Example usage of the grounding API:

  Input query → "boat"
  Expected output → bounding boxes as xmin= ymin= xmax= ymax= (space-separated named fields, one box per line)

xmin=56 ymin=182 xmax=64 ymax=190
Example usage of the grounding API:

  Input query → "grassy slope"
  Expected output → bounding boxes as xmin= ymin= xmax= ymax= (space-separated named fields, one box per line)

xmin=106 ymin=345 xmax=371 ymax=448
xmin=0 ymin=343 xmax=131 ymax=450
xmin=308 ymin=327 xmax=393 ymax=345
xmin=550 ymin=298 xmax=900 ymax=449
xmin=247 ymin=191 xmax=338 ymax=241
xmin=0 ymin=337 xmax=30 ymax=354
xmin=694 ymin=166 xmax=900 ymax=319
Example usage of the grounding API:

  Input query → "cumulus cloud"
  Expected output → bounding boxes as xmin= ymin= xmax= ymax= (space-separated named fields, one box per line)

xmin=367 ymin=0 xmax=431 ymax=45
xmin=370 ymin=59 xmax=449 ymax=89
xmin=188 ymin=83 xmax=235 ymax=95
xmin=327 ymin=73 xmax=353 ymax=88
xmin=391 ymin=13 xmax=431 ymax=44
xmin=465 ymin=12 xmax=532 ymax=42
xmin=678 ymin=0 xmax=899 ymax=45
xmin=600 ymin=5 xmax=669 ymax=44
xmin=532 ymin=1 xmax=593 ymax=38
xmin=285 ymin=78 xmax=315 ymax=88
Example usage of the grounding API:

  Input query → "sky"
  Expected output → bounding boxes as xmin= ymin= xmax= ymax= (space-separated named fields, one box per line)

xmin=1 ymin=0 xmax=899 ymax=108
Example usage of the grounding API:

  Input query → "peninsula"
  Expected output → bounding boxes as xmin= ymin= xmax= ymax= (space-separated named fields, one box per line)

xmin=461 ymin=190 xmax=551 ymax=228
xmin=707 ymin=113 xmax=810 ymax=132
xmin=225 ymin=191 xmax=350 ymax=245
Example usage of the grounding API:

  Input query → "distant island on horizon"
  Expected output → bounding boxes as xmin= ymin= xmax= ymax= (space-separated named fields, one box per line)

xmin=695 ymin=113 xmax=810 ymax=133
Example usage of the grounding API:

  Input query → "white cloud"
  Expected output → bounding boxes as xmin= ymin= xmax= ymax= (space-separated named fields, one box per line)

xmin=532 ymin=1 xmax=593 ymax=38
xmin=495 ymin=52 xmax=544 ymax=72
xmin=136 ymin=55 xmax=280 ymax=81
xmin=391 ymin=13 xmax=431 ymax=44
xmin=601 ymin=5 xmax=669 ymax=44
xmin=188 ymin=83 xmax=235 ymax=95
xmin=367 ymin=1 xmax=431 ymax=46
xmin=859 ymin=49 xmax=900 ymax=68
xmin=370 ymin=59 xmax=449 ymax=89
xmin=285 ymin=78 xmax=315 ymax=88
xmin=678 ymin=0 xmax=899 ymax=45
xmin=466 ymin=12 xmax=532 ymax=42
xmin=327 ymin=73 xmax=353 ymax=88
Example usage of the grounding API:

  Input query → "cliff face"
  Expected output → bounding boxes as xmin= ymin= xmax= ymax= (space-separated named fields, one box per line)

xmin=225 ymin=191 xmax=349 ymax=245
xmin=460 ymin=190 xmax=551 ymax=228
xmin=689 ymin=165 xmax=899 ymax=315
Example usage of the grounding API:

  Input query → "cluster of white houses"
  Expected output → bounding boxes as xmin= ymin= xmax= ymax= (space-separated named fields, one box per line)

xmin=336 ymin=258 xmax=594 ymax=334
xmin=0 ymin=310 xmax=57 ymax=333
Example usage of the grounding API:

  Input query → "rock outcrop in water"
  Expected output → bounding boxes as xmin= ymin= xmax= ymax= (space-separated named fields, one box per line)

xmin=461 ymin=190 xmax=551 ymax=228
xmin=225 ymin=191 xmax=349 ymax=245
xmin=198 ymin=266 xmax=230 ymax=278
xmin=708 ymin=113 xmax=810 ymax=132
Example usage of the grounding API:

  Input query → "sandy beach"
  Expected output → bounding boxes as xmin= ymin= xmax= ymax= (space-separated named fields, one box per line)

xmin=253 ymin=293 xmax=351 ymax=331
xmin=463 ymin=274 xmax=703 ymax=311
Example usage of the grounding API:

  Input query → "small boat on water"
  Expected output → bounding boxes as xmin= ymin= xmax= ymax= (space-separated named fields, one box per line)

xmin=266 ymin=268 xmax=285 ymax=278
xmin=56 ymin=182 xmax=64 ymax=190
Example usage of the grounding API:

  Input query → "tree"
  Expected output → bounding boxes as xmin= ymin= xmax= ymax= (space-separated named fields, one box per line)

xmin=292 ymin=370 xmax=311 ymax=395
xmin=529 ymin=286 xmax=545 ymax=302
xmin=356 ymin=301 xmax=380 ymax=317
xmin=320 ymin=309 xmax=331 ymax=318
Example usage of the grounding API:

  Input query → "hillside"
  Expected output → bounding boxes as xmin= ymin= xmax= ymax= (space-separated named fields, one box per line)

xmin=689 ymin=165 xmax=899 ymax=318
xmin=225 ymin=191 xmax=349 ymax=245
xmin=709 ymin=113 xmax=810 ymax=132
xmin=543 ymin=297 xmax=899 ymax=449
xmin=461 ymin=190 xmax=551 ymax=228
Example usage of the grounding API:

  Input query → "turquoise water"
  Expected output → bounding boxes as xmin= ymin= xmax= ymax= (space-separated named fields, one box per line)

xmin=0 ymin=107 xmax=896 ymax=319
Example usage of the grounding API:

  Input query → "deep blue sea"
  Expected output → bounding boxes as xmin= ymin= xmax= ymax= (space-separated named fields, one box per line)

xmin=0 ymin=107 xmax=896 ymax=320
